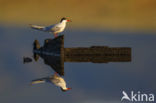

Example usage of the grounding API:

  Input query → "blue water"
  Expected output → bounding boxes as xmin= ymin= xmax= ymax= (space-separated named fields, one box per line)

xmin=0 ymin=26 xmax=156 ymax=103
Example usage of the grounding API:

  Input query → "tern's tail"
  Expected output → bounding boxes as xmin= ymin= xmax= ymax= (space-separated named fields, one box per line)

xmin=30 ymin=79 xmax=46 ymax=85
xmin=30 ymin=77 xmax=51 ymax=85
xmin=29 ymin=24 xmax=45 ymax=31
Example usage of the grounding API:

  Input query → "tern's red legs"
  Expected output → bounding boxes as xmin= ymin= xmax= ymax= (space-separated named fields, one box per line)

xmin=54 ymin=33 xmax=58 ymax=38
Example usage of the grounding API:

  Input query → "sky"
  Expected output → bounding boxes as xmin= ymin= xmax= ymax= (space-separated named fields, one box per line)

xmin=0 ymin=0 xmax=156 ymax=31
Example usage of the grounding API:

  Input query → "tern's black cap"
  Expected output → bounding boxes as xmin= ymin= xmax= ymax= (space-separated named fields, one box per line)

xmin=60 ymin=17 xmax=67 ymax=22
xmin=60 ymin=88 xmax=66 ymax=92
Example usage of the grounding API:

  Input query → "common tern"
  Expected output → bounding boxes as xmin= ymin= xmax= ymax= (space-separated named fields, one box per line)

xmin=31 ymin=73 xmax=71 ymax=92
xmin=30 ymin=17 xmax=71 ymax=37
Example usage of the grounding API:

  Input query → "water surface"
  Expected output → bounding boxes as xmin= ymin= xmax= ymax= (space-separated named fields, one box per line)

xmin=0 ymin=27 xmax=156 ymax=103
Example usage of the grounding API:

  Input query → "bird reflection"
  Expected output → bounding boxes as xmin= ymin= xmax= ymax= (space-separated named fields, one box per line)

xmin=23 ymin=57 xmax=32 ymax=64
xmin=31 ymin=35 xmax=131 ymax=91
xmin=31 ymin=73 xmax=71 ymax=92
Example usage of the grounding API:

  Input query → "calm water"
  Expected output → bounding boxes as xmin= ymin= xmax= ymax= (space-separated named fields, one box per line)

xmin=0 ymin=26 xmax=156 ymax=103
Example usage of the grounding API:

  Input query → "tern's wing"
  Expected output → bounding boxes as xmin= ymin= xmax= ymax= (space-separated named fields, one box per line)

xmin=29 ymin=24 xmax=45 ymax=31
xmin=53 ymin=77 xmax=66 ymax=88
xmin=47 ymin=24 xmax=61 ymax=32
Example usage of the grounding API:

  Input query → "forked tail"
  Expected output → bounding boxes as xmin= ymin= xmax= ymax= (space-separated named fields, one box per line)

xmin=30 ymin=77 xmax=51 ymax=85
xmin=29 ymin=24 xmax=45 ymax=31
xmin=30 ymin=79 xmax=46 ymax=85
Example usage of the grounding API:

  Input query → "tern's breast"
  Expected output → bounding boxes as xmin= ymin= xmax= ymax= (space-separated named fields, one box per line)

xmin=56 ymin=23 xmax=66 ymax=33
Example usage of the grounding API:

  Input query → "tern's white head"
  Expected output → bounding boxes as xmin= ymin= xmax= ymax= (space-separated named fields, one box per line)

xmin=60 ymin=17 xmax=72 ymax=23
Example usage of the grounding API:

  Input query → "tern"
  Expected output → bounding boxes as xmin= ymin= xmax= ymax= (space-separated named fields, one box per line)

xmin=31 ymin=73 xmax=71 ymax=92
xmin=30 ymin=17 xmax=71 ymax=37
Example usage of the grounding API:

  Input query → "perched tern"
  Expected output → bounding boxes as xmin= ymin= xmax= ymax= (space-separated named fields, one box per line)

xmin=30 ymin=17 xmax=71 ymax=37
xmin=31 ymin=73 xmax=71 ymax=92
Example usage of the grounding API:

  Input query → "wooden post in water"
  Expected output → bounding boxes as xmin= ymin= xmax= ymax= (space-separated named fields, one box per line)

xmin=64 ymin=46 xmax=131 ymax=63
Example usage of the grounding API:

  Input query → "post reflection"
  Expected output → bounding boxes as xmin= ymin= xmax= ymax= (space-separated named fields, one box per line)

xmin=33 ymin=36 xmax=64 ymax=76
xmin=30 ymin=35 xmax=131 ymax=91
xmin=33 ymin=35 xmax=131 ymax=76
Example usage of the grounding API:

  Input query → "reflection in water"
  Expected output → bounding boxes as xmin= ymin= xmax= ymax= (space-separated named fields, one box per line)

xmin=33 ymin=35 xmax=131 ymax=76
xmin=31 ymin=73 xmax=71 ymax=92
xmin=64 ymin=46 xmax=131 ymax=63
xmin=33 ymin=36 xmax=64 ymax=76
xmin=23 ymin=57 xmax=32 ymax=64
xmin=31 ymin=35 xmax=131 ymax=91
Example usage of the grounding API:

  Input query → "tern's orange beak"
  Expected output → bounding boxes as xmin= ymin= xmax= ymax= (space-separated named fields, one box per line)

xmin=67 ymin=19 xmax=72 ymax=22
xmin=61 ymin=87 xmax=72 ymax=92
xmin=67 ymin=88 xmax=72 ymax=90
